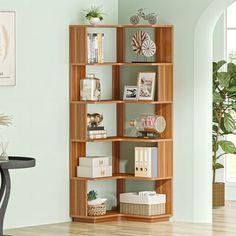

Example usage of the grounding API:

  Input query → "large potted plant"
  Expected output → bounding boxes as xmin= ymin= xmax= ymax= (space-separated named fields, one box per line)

xmin=212 ymin=60 xmax=236 ymax=207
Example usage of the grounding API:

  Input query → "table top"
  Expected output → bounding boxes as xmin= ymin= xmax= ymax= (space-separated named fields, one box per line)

xmin=0 ymin=156 xmax=35 ymax=169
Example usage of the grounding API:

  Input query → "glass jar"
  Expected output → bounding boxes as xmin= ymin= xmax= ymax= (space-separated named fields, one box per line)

xmin=80 ymin=73 xmax=101 ymax=101
xmin=129 ymin=114 xmax=166 ymax=138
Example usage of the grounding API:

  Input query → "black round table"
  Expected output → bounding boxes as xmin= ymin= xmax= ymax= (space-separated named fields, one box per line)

xmin=0 ymin=157 xmax=35 ymax=236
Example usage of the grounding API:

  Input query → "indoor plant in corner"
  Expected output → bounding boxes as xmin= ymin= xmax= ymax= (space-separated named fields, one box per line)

xmin=85 ymin=6 xmax=104 ymax=25
xmin=212 ymin=60 xmax=236 ymax=207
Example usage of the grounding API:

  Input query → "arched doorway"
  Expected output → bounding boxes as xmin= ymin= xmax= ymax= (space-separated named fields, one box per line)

xmin=193 ymin=0 xmax=235 ymax=223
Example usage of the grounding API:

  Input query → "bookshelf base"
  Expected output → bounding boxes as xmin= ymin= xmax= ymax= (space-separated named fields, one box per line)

xmin=71 ymin=211 xmax=171 ymax=223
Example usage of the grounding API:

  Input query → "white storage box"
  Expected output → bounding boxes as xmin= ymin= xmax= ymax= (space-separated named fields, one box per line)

xmin=77 ymin=166 xmax=112 ymax=178
xmin=79 ymin=156 xmax=110 ymax=167
xmin=120 ymin=192 xmax=166 ymax=204
xmin=120 ymin=192 xmax=166 ymax=216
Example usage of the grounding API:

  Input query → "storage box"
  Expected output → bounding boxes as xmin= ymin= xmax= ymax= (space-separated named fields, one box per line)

xmin=120 ymin=192 xmax=166 ymax=216
xmin=79 ymin=156 xmax=110 ymax=167
xmin=77 ymin=165 xmax=112 ymax=178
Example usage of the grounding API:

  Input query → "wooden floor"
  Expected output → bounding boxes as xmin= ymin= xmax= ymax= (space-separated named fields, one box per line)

xmin=6 ymin=201 xmax=236 ymax=236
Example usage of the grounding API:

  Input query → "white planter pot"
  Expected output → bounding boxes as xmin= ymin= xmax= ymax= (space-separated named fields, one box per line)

xmin=89 ymin=17 xmax=101 ymax=25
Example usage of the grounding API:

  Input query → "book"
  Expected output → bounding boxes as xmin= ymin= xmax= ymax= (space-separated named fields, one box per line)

xmin=87 ymin=126 xmax=105 ymax=131
xmin=87 ymin=130 xmax=107 ymax=134
xmin=87 ymin=33 xmax=104 ymax=64
xmin=88 ymin=133 xmax=107 ymax=139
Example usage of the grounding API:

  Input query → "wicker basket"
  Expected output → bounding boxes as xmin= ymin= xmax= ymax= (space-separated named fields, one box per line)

xmin=213 ymin=183 xmax=225 ymax=207
xmin=120 ymin=203 xmax=165 ymax=216
xmin=88 ymin=204 xmax=106 ymax=216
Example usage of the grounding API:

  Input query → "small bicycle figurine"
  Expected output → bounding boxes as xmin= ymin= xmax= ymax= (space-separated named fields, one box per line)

xmin=130 ymin=8 xmax=157 ymax=25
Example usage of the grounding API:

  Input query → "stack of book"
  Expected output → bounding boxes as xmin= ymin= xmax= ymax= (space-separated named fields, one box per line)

xmin=134 ymin=147 xmax=158 ymax=178
xmin=87 ymin=33 xmax=104 ymax=64
xmin=87 ymin=126 xmax=107 ymax=139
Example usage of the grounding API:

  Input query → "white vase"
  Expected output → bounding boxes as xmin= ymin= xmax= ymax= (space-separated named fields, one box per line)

xmin=89 ymin=18 xmax=101 ymax=25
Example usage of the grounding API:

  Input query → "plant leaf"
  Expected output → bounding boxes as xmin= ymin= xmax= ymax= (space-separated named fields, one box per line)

xmin=215 ymin=163 xmax=224 ymax=169
xmin=224 ymin=113 xmax=236 ymax=132
xmin=213 ymin=91 xmax=223 ymax=103
xmin=227 ymin=86 xmax=236 ymax=92
xmin=219 ymin=140 xmax=236 ymax=154
xmin=215 ymin=60 xmax=227 ymax=72
xmin=228 ymin=62 xmax=236 ymax=74
xmin=218 ymin=72 xmax=231 ymax=88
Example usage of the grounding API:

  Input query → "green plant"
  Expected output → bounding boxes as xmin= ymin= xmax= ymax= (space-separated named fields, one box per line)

xmin=87 ymin=190 xmax=97 ymax=201
xmin=85 ymin=6 xmax=104 ymax=21
xmin=213 ymin=60 xmax=236 ymax=184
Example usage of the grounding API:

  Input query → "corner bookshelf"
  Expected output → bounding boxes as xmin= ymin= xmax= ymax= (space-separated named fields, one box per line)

xmin=69 ymin=24 xmax=173 ymax=223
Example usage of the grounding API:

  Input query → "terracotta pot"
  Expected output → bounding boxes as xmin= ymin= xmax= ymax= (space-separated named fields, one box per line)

xmin=212 ymin=182 xmax=225 ymax=207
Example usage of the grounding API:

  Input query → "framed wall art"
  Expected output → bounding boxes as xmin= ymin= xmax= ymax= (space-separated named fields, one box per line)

xmin=0 ymin=11 xmax=16 ymax=86
xmin=137 ymin=72 xmax=156 ymax=100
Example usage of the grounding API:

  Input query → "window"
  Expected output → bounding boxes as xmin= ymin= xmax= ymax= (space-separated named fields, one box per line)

xmin=227 ymin=2 xmax=236 ymax=63
xmin=226 ymin=3 xmax=236 ymax=183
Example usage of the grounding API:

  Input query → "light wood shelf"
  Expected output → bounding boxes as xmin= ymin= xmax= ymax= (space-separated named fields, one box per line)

xmin=71 ymin=136 xmax=173 ymax=143
xmin=69 ymin=24 xmax=173 ymax=223
xmin=71 ymin=100 xmax=173 ymax=105
xmin=73 ymin=173 xmax=172 ymax=181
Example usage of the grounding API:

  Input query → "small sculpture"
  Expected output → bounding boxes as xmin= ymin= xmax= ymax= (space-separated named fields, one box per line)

xmin=130 ymin=8 xmax=157 ymax=25
xmin=0 ymin=142 xmax=9 ymax=162
xmin=87 ymin=113 xmax=103 ymax=127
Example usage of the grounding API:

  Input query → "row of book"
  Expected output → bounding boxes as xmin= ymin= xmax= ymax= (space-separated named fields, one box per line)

xmin=87 ymin=126 xmax=107 ymax=139
xmin=135 ymin=147 xmax=158 ymax=178
xmin=87 ymin=33 xmax=104 ymax=64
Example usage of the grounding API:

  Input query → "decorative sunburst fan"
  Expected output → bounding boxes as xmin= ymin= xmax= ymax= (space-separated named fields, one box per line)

xmin=141 ymin=39 xmax=156 ymax=57
xmin=132 ymin=31 xmax=150 ymax=55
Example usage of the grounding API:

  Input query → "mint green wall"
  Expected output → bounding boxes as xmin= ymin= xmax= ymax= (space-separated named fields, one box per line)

xmin=0 ymin=0 xmax=118 ymax=229
xmin=118 ymin=0 xmax=223 ymax=223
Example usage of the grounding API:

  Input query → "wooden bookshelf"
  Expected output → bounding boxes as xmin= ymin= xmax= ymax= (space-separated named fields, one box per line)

xmin=69 ymin=24 xmax=173 ymax=223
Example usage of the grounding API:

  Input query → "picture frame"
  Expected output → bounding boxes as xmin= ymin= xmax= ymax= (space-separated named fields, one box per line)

xmin=0 ymin=11 xmax=16 ymax=86
xmin=137 ymin=72 xmax=156 ymax=100
xmin=123 ymin=85 xmax=138 ymax=100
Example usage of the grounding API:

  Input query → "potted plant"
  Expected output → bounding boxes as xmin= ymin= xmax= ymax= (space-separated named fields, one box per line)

xmin=212 ymin=60 xmax=236 ymax=207
xmin=85 ymin=6 xmax=104 ymax=25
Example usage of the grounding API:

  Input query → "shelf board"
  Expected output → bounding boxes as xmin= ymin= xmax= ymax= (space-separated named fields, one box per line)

xmin=70 ymin=24 xmax=173 ymax=28
xmin=70 ymin=136 xmax=172 ymax=143
xmin=71 ymin=62 xmax=173 ymax=66
xmin=71 ymin=100 xmax=173 ymax=105
xmin=72 ymin=210 xmax=172 ymax=223
xmin=73 ymin=173 xmax=172 ymax=181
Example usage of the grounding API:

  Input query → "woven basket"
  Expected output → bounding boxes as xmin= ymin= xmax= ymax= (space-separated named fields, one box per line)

xmin=213 ymin=182 xmax=225 ymax=207
xmin=88 ymin=204 xmax=106 ymax=216
xmin=120 ymin=203 xmax=165 ymax=216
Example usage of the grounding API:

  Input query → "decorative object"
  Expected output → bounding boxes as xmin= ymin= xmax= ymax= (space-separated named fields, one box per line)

xmin=123 ymin=86 xmax=138 ymax=100
xmin=212 ymin=60 xmax=236 ymax=207
xmin=0 ymin=142 xmax=8 ymax=162
xmin=130 ymin=8 xmax=157 ymax=25
xmin=120 ymin=192 xmax=166 ymax=216
xmin=137 ymin=72 xmax=156 ymax=100
xmin=135 ymin=147 xmax=157 ymax=177
xmin=129 ymin=114 xmax=166 ymax=138
xmin=84 ymin=6 xmax=104 ymax=25
xmin=87 ymin=190 xmax=107 ymax=216
xmin=87 ymin=113 xmax=103 ymax=127
xmin=80 ymin=73 xmax=101 ymax=101
xmin=0 ymin=11 xmax=16 ymax=86
xmin=141 ymin=39 xmax=156 ymax=57
xmin=132 ymin=31 xmax=150 ymax=55
xmin=0 ymin=114 xmax=11 ymax=126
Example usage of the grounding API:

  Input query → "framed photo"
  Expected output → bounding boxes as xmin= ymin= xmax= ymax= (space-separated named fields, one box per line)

xmin=0 ymin=11 xmax=16 ymax=86
xmin=123 ymin=86 xmax=138 ymax=100
xmin=137 ymin=72 xmax=156 ymax=100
